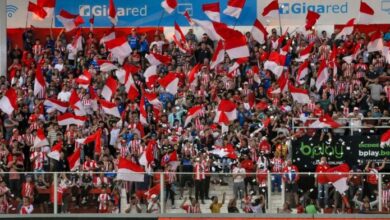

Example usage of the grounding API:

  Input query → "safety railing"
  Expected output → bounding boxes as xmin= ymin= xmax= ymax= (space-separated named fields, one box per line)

xmin=0 ymin=171 xmax=389 ymax=215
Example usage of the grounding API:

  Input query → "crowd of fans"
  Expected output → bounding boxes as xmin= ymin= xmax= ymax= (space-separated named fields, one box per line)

xmin=0 ymin=24 xmax=389 ymax=215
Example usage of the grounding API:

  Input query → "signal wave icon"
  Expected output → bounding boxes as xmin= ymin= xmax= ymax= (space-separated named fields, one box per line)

xmin=6 ymin=5 xmax=18 ymax=18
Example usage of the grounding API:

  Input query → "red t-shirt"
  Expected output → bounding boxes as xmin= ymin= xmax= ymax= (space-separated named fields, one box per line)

xmin=316 ymin=163 xmax=330 ymax=184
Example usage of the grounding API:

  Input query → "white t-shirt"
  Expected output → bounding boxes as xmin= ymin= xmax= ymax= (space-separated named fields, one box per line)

xmin=110 ymin=128 xmax=120 ymax=146
xmin=232 ymin=167 xmax=245 ymax=183
xmin=57 ymin=91 xmax=71 ymax=102
xmin=66 ymin=44 xmax=76 ymax=60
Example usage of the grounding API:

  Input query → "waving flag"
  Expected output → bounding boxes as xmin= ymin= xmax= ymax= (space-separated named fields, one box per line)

xmin=202 ymin=2 xmax=220 ymax=22
xmin=56 ymin=9 xmax=84 ymax=32
xmin=34 ymin=66 xmax=46 ymax=97
xmin=124 ymin=71 xmax=139 ymax=101
xmin=326 ymin=163 xmax=350 ymax=193
xmin=367 ymin=31 xmax=384 ymax=53
xmin=262 ymin=0 xmax=279 ymax=18
xmin=117 ymin=157 xmax=145 ymax=182
xmin=47 ymin=141 xmax=62 ymax=161
xmin=342 ymin=43 xmax=361 ymax=64
xmin=37 ymin=0 xmax=56 ymax=17
xmin=68 ymin=147 xmax=81 ymax=171
xmin=99 ymin=99 xmax=121 ymax=118
xmin=70 ymin=29 xmax=83 ymax=56
xmin=33 ymin=128 xmax=49 ymax=148
xmin=144 ymin=65 xmax=158 ymax=89
xmin=101 ymin=76 xmax=118 ymax=101
xmin=251 ymin=19 xmax=268 ymax=44
xmin=28 ymin=2 xmax=47 ymax=20
xmin=76 ymin=129 xmax=102 ymax=154
xmin=75 ymin=69 xmax=92 ymax=89
xmin=358 ymin=1 xmax=374 ymax=24
xmin=264 ymin=52 xmax=284 ymax=78
xmin=210 ymin=40 xmax=225 ymax=69
xmin=99 ymin=27 xmax=116 ymax=45
xmin=159 ymin=73 xmax=179 ymax=95
xmin=161 ymin=0 xmax=177 ymax=14
xmin=69 ymin=90 xmax=86 ymax=116
xmin=105 ymin=37 xmax=132 ymax=65
xmin=57 ymin=113 xmax=87 ymax=126
xmin=315 ymin=59 xmax=328 ymax=90
xmin=305 ymin=10 xmax=320 ymax=30
xmin=225 ymin=33 xmax=249 ymax=60
xmin=184 ymin=105 xmax=203 ymax=126
xmin=296 ymin=42 xmax=314 ymax=61
xmin=296 ymin=60 xmax=309 ymax=85
xmin=108 ymin=0 xmax=117 ymax=25
xmin=188 ymin=63 xmax=202 ymax=85
xmin=215 ymin=99 xmax=237 ymax=123
xmin=98 ymin=59 xmax=117 ymax=72
xmin=192 ymin=19 xmax=222 ymax=41
xmin=145 ymin=53 xmax=171 ymax=65
xmin=144 ymin=92 xmax=163 ymax=108
xmin=309 ymin=115 xmax=341 ymax=129
xmin=44 ymin=98 xmax=68 ymax=113
xmin=289 ymin=84 xmax=310 ymax=104
xmin=0 ymin=88 xmax=17 ymax=115
xmin=223 ymin=0 xmax=246 ymax=19
xmin=143 ymin=184 xmax=160 ymax=199
xmin=139 ymin=96 xmax=148 ymax=125
xmin=335 ymin=18 xmax=355 ymax=40
xmin=380 ymin=130 xmax=390 ymax=148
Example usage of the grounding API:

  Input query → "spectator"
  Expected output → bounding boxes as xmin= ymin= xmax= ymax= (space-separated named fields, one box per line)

xmin=125 ymin=196 xmax=142 ymax=213
xmin=365 ymin=159 xmax=387 ymax=199
xmin=20 ymin=197 xmax=33 ymax=214
xmin=210 ymin=192 xmax=225 ymax=213
xmin=232 ymin=161 xmax=246 ymax=199
xmin=147 ymin=194 xmax=160 ymax=214
xmin=180 ymin=197 xmax=201 ymax=213
xmin=305 ymin=199 xmax=319 ymax=214
xmin=316 ymin=157 xmax=330 ymax=208
xmin=227 ymin=198 xmax=239 ymax=213
xmin=283 ymin=159 xmax=300 ymax=207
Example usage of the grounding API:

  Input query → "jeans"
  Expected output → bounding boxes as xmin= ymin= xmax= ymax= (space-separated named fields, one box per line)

xmin=317 ymin=183 xmax=330 ymax=207
xmin=233 ymin=182 xmax=245 ymax=199
xmin=271 ymin=174 xmax=281 ymax=192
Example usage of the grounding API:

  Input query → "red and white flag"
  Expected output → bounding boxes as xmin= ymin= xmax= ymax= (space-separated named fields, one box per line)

xmin=143 ymin=184 xmax=160 ymax=199
xmin=144 ymin=65 xmax=158 ymax=89
xmin=108 ymin=0 xmax=118 ymax=25
xmin=215 ymin=99 xmax=237 ymax=123
xmin=296 ymin=42 xmax=314 ymax=61
xmin=159 ymin=73 xmax=179 ymax=95
xmin=183 ymin=10 xmax=194 ymax=25
xmin=192 ymin=19 xmax=222 ymax=41
xmin=33 ymin=128 xmax=49 ymax=148
xmin=115 ymin=64 xmax=140 ymax=83
xmin=145 ymin=53 xmax=171 ymax=66
xmin=139 ymin=96 xmax=148 ymax=125
xmin=251 ymin=19 xmax=268 ymax=44
xmin=99 ymin=99 xmax=121 ymax=118
xmin=139 ymin=141 xmax=154 ymax=167
xmin=289 ymin=84 xmax=310 ymax=104
xmin=105 ymin=37 xmax=132 ymax=64
xmin=383 ymin=41 xmax=390 ymax=64
xmin=296 ymin=60 xmax=309 ymax=85
xmin=69 ymin=90 xmax=86 ymax=116
xmin=144 ymin=92 xmax=163 ymax=108
xmin=117 ymin=157 xmax=145 ymax=182
xmin=28 ymin=2 xmax=47 ymax=20
xmin=161 ymin=151 xmax=180 ymax=170
xmin=174 ymin=22 xmax=186 ymax=44
xmin=335 ymin=18 xmax=355 ymax=40
xmin=367 ymin=31 xmax=383 ymax=53
xmin=264 ymin=52 xmax=284 ymax=78
xmin=0 ymin=88 xmax=17 ymax=115
xmin=161 ymin=0 xmax=177 ymax=14
xmin=309 ymin=115 xmax=341 ymax=128
xmin=98 ymin=59 xmax=117 ymax=72
xmin=47 ymin=141 xmax=62 ymax=161
xmin=210 ymin=40 xmax=225 ymax=69
xmin=358 ymin=1 xmax=374 ymax=25
xmin=380 ymin=129 xmax=390 ymax=148
xmin=101 ymin=76 xmax=117 ymax=101
xmin=223 ymin=0 xmax=246 ymax=19
xmin=76 ymin=129 xmax=102 ymax=154
xmin=202 ymin=2 xmax=220 ymax=22
xmin=34 ymin=66 xmax=46 ymax=97
xmin=188 ymin=63 xmax=202 ymax=85
xmin=326 ymin=163 xmax=350 ymax=193
xmin=210 ymin=145 xmax=237 ymax=159
xmin=37 ymin=0 xmax=55 ymax=17
xmin=70 ymin=29 xmax=83 ymax=56
xmin=305 ymin=10 xmax=320 ymax=30
xmin=124 ymin=71 xmax=139 ymax=101
xmin=44 ymin=98 xmax=68 ymax=113
xmin=225 ymin=33 xmax=249 ymax=60
xmin=184 ymin=105 xmax=203 ymax=126
xmin=68 ymin=147 xmax=81 ymax=171
xmin=99 ymin=27 xmax=116 ymax=45
xmin=277 ymin=72 xmax=289 ymax=93
xmin=57 ymin=113 xmax=87 ymax=126
xmin=56 ymin=9 xmax=84 ymax=32
xmin=342 ymin=43 xmax=361 ymax=64
xmin=315 ymin=59 xmax=328 ymax=90
xmin=262 ymin=0 xmax=279 ymax=18
xmin=75 ymin=69 xmax=92 ymax=89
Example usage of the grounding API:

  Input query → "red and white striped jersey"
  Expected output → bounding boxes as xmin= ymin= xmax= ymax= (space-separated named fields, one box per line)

xmin=342 ymin=63 xmax=354 ymax=78
xmin=30 ymin=152 xmax=46 ymax=170
xmin=83 ymin=160 xmax=98 ymax=171
xmin=182 ymin=204 xmax=201 ymax=213
xmin=20 ymin=204 xmax=33 ymax=214
xmin=23 ymin=134 xmax=34 ymax=146
xmin=271 ymin=158 xmax=284 ymax=172
xmin=93 ymin=176 xmax=109 ymax=188
xmin=119 ymin=144 xmax=129 ymax=158
xmin=194 ymin=162 xmax=205 ymax=180
xmin=22 ymin=183 xmax=35 ymax=198
xmin=98 ymin=193 xmax=110 ymax=211
xmin=32 ymin=44 xmax=43 ymax=56
xmin=164 ymin=171 xmax=176 ymax=184
xmin=0 ymin=200 xmax=8 ymax=214
xmin=130 ymin=140 xmax=142 ymax=156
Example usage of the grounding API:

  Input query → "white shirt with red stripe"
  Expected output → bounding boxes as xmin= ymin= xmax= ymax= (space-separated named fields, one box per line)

xmin=22 ymin=183 xmax=35 ymax=198
xmin=194 ymin=162 xmax=205 ymax=180
xmin=30 ymin=152 xmax=46 ymax=170
xmin=93 ymin=176 xmax=109 ymax=188
xmin=20 ymin=204 xmax=33 ymax=214
xmin=83 ymin=160 xmax=98 ymax=171
xmin=130 ymin=140 xmax=142 ymax=156
xmin=98 ymin=193 xmax=110 ymax=212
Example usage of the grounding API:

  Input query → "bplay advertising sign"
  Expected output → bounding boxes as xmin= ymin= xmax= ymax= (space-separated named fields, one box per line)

xmin=292 ymin=135 xmax=390 ymax=171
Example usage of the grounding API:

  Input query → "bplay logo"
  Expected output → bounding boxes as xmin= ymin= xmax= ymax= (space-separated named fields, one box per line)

xmin=79 ymin=4 xmax=147 ymax=17
xmin=279 ymin=2 xmax=348 ymax=15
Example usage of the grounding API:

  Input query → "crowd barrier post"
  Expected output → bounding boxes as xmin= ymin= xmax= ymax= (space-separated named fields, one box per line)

xmin=267 ymin=172 xmax=272 ymax=210
xmin=160 ymin=172 xmax=165 ymax=213
xmin=120 ymin=183 xmax=127 ymax=213
xmin=378 ymin=174 xmax=383 ymax=212
xmin=53 ymin=173 xmax=58 ymax=214
xmin=281 ymin=179 xmax=285 ymax=207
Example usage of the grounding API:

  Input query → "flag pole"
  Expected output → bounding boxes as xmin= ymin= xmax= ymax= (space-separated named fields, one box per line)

xmin=157 ymin=11 xmax=165 ymax=33
xmin=50 ymin=15 xmax=54 ymax=37
xmin=25 ymin=12 xmax=29 ymax=29
xmin=278 ymin=7 xmax=283 ymax=36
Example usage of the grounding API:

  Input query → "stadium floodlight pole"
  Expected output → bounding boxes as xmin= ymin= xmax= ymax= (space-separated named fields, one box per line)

xmin=0 ymin=0 xmax=6 ymax=77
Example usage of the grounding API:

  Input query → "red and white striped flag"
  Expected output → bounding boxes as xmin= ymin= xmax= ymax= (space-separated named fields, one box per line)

xmin=37 ymin=0 xmax=55 ymax=18
xmin=289 ymin=84 xmax=310 ymax=104
xmin=108 ymin=0 xmax=118 ymax=25
xmin=57 ymin=113 xmax=87 ymax=126
xmin=44 ymin=98 xmax=68 ymax=113
xmin=105 ymin=37 xmax=132 ymax=64
xmin=56 ymin=9 xmax=84 ymax=32
xmin=264 ymin=52 xmax=284 ymax=78
xmin=161 ymin=0 xmax=177 ymax=14
xmin=145 ymin=53 xmax=171 ymax=66
xmin=202 ymin=2 xmax=220 ymax=22
xmin=159 ymin=73 xmax=179 ymax=95
xmin=34 ymin=65 xmax=46 ymax=97
xmin=68 ymin=147 xmax=81 ymax=171
xmin=117 ymin=157 xmax=145 ymax=182
xmin=380 ymin=129 xmax=390 ymax=148
xmin=28 ymin=2 xmax=47 ymax=20
xmin=225 ymin=33 xmax=249 ymax=60
xmin=315 ymin=59 xmax=328 ymax=90
xmin=47 ymin=141 xmax=62 ymax=161
xmin=0 ymin=88 xmax=17 ymax=115
xmin=367 ymin=31 xmax=383 ymax=53
xmin=358 ymin=1 xmax=374 ymax=25
xmin=296 ymin=42 xmax=314 ymax=61
xmin=184 ymin=105 xmax=203 ymax=126
xmin=98 ymin=59 xmax=117 ymax=72
xmin=33 ymin=128 xmax=49 ymax=148
xmin=99 ymin=99 xmax=121 ymax=118
xmin=188 ymin=63 xmax=202 ymax=85
xmin=309 ymin=115 xmax=341 ymax=128
xmin=99 ymin=27 xmax=116 ymax=45
xmin=69 ymin=90 xmax=86 ymax=116
xmin=210 ymin=40 xmax=225 ymax=69
xmin=251 ymin=19 xmax=268 ymax=44
xmin=174 ymin=22 xmax=186 ymax=44
xmin=335 ymin=18 xmax=355 ymax=40
xmin=262 ymin=0 xmax=279 ymax=18
xmin=144 ymin=65 xmax=158 ymax=89
xmin=75 ymin=69 xmax=92 ymax=89
xmin=139 ymin=96 xmax=148 ymax=125
xmin=296 ymin=60 xmax=309 ymax=85
xmin=101 ymin=76 xmax=117 ymax=101
xmin=223 ymin=0 xmax=246 ymax=18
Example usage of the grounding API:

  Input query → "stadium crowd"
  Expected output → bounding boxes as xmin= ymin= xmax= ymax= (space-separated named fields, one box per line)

xmin=0 ymin=24 xmax=390 ymax=215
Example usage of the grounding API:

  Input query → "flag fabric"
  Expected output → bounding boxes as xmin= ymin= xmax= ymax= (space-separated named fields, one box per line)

xmin=358 ymin=1 xmax=374 ymax=24
xmin=37 ymin=0 xmax=55 ymax=15
xmin=277 ymin=72 xmax=289 ymax=93
xmin=139 ymin=96 xmax=148 ymax=125
xmin=89 ymin=15 xmax=94 ymax=31
xmin=34 ymin=66 xmax=46 ymax=97
xmin=145 ymin=53 xmax=171 ymax=66
xmin=296 ymin=42 xmax=314 ymax=61
xmin=56 ymin=9 xmax=84 ymax=32
xmin=105 ymin=37 xmax=132 ymax=65
xmin=101 ymin=76 xmax=117 ymax=101
xmin=251 ymin=19 xmax=268 ymax=44
xmin=289 ymin=84 xmax=310 ymax=104
xmin=0 ymin=88 xmax=17 ymax=115
xmin=296 ymin=60 xmax=309 ymax=85
xmin=309 ymin=115 xmax=341 ymax=128
xmin=383 ymin=41 xmax=390 ymax=64
xmin=69 ymin=90 xmax=86 ymax=116
xmin=68 ymin=147 xmax=81 ymax=171
xmin=264 ymin=52 xmax=284 ymax=78
xmin=326 ymin=163 xmax=350 ymax=193
xmin=70 ymin=29 xmax=83 ymax=56
xmin=99 ymin=99 xmax=121 ymax=118
xmin=115 ymin=64 xmax=140 ymax=83
xmin=174 ymin=22 xmax=186 ymax=44
xmin=44 ymin=98 xmax=68 ymax=113
xmin=188 ymin=63 xmax=202 ymax=85
xmin=98 ymin=59 xmax=117 ymax=72
xmin=28 ymin=2 xmax=48 ymax=20
xmin=315 ymin=59 xmax=328 ymax=90
xmin=108 ymin=0 xmax=118 ymax=25
xmin=99 ymin=27 xmax=116 ymax=45
xmin=144 ymin=92 xmax=163 ymax=108
xmin=335 ymin=18 xmax=355 ymax=40
xmin=223 ymin=0 xmax=246 ymax=19
xmin=225 ymin=33 xmax=250 ymax=60
xmin=117 ymin=157 xmax=145 ymax=182
xmin=184 ymin=105 xmax=203 ymax=126
xmin=57 ymin=113 xmax=87 ymax=126
xmin=75 ymin=69 xmax=92 ymax=89
xmin=210 ymin=40 xmax=225 ymax=69
xmin=164 ymin=151 xmax=181 ymax=170
xmin=380 ymin=130 xmax=390 ymax=148
xmin=143 ymin=184 xmax=161 ymax=199
xmin=305 ymin=10 xmax=320 ymax=30
xmin=262 ymin=0 xmax=279 ymax=18
xmin=47 ymin=141 xmax=62 ymax=161
xmin=202 ymin=2 xmax=220 ymax=22
xmin=215 ymin=99 xmax=237 ymax=122
xmin=161 ymin=0 xmax=177 ymax=14
xmin=191 ymin=19 xmax=222 ymax=41
xmin=139 ymin=141 xmax=154 ymax=167
xmin=33 ymin=128 xmax=49 ymax=148
xmin=159 ymin=73 xmax=179 ymax=95
xmin=183 ymin=10 xmax=193 ymax=25
xmin=76 ymin=129 xmax=102 ymax=154
xmin=209 ymin=145 xmax=237 ymax=159
xmin=342 ymin=43 xmax=361 ymax=64
xmin=367 ymin=31 xmax=384 ymax=53
xmin=144 ymin=65 xmax=158 ymax=89
xmin=124 ymin=71 xmax=139 ymax=101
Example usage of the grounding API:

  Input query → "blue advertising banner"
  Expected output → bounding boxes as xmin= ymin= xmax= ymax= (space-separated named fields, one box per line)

xmin=55 ymin=0 xmax=257 ymax=27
